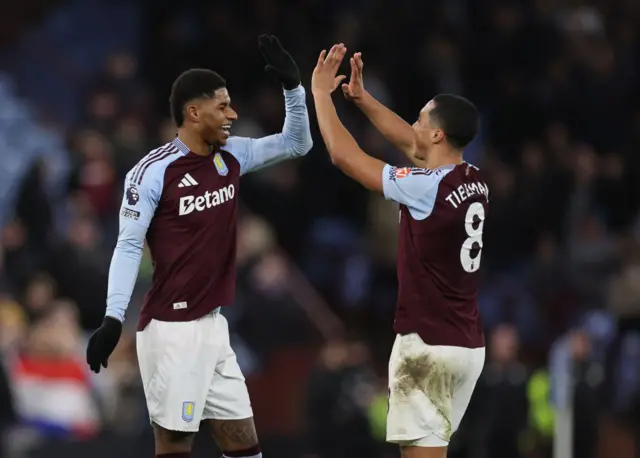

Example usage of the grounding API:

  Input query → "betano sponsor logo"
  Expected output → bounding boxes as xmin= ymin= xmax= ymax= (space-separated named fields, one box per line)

xmin=179 ymin=184 xmax=235 ymax=215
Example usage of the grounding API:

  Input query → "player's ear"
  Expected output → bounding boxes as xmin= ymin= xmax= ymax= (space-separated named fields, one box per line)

xmin=432 ymin=128 xmax=446 ymax=144
xmin=185 ymin=104 xmax=199 ymax=123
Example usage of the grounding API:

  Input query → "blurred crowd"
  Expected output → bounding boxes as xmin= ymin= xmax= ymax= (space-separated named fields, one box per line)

xmin=1 ymin=0 xmax=640 ymax=457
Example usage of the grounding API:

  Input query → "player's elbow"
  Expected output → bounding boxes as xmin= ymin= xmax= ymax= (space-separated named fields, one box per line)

xmin=304 ymin=136 xmax=314 ymax=154
xmin=325 ymin=141 xmax=350 ymax=166
xmin=328 ymin=150 xmax=346 ymax=168
xmin=282 ymin=129 xmax=313 ymax=158
xmin=294 ymin=133 xmax=313 ymax=157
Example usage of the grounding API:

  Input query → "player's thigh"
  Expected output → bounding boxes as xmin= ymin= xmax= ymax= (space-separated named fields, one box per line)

xmin=136 ymin=316 xmax=220 ymax=433
xmin=450 ymin=346 xmax=485 ymax=430
xmin=387 ymin=334 xmax=465 ymax=445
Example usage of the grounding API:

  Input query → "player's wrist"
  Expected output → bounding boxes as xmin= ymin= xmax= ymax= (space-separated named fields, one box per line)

xmin=281 ymin=78 xmax=300 ymax=91
xmin=283 ymin=84 xmax=303 ymax=94
xmin=352 ymin=90 xmax=370 ymax=107
xmin=103 ymin=315 xmax=123 ymax=329
xmin=311 ymin=89 xmax=332 ymax=100
xmin=104 ymin=310 xmax=124 ymax=323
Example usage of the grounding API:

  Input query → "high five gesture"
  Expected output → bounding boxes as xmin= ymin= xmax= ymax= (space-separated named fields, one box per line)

xmin=311 ymin=43 xmax=348 ymax=95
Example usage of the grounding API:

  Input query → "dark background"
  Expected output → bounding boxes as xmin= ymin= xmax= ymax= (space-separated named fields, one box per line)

xmin=0 ymin=0 xmax=639 ymax=457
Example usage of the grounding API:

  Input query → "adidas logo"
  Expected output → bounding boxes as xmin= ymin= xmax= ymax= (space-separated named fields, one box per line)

xmin=178 ymin=173 xmax=198 ymax=188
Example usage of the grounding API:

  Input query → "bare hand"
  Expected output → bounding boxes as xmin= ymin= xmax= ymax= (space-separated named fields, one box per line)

xmin=342 ymin=52 xmax=365 ymax=102
xmin=311 ymin=44 xmax=348 ymax=96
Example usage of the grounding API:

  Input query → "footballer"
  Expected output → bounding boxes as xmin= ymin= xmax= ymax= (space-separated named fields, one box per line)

xmin=312 ymin=44 xmax=487 ymax=458
xmin=86 ymin=35 xmax=313 ymax=458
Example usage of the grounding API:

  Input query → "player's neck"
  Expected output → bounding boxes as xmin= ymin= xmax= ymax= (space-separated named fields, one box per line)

xmin=176 ymin=129 xmax=211 ymax=156
xmin=425 ymin=149 xmax=463 ymax=170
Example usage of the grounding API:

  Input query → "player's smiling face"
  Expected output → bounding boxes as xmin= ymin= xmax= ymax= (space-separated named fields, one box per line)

xmin=412 ymin=99 xmax=445 ymax=160
xmin=196 ymin=87 xmax=237 ymax=147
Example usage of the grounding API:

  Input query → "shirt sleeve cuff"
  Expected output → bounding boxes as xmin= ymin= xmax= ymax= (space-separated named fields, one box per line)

xmin=382 ymin=164 xmax=394 ymax=200
xmin=283 ymin=85 xmax=305 ymax=97
xmin=105 ymin=309 xmax=125 ymax=323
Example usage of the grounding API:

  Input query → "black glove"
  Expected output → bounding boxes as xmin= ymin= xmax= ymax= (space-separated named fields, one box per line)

xmin=86 ymin=316 xmax=122 ymax=374
xmin=258 ymin=34 xmax=300 ymax=90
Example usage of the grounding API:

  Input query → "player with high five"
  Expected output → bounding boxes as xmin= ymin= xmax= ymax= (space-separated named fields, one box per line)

xmin=312 ymin=44 xmax=488 ymax=458
xmin=86 ymin=35 xmax=312 ymax=458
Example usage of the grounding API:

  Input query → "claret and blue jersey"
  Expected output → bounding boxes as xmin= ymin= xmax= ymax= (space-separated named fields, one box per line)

xmin=105 ymin=86 xmax=312 ymax=331
xmin=381 ymin=162 xmax=489 ymax=348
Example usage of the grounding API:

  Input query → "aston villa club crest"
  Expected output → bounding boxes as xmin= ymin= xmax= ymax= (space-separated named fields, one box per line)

xmin=126 ymin=184 xmax=140 ymax=206
xmin=182 ymin=401 xmax=195 ymax=422
xmin=213 ymin=153 xmax=229 ymax=176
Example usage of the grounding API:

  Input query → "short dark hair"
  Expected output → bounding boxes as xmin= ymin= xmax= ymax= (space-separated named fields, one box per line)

xmin=169 ymin=69 xmax=226 ymax=127
xmin=429 ymin=94 xmax=480 ymax=150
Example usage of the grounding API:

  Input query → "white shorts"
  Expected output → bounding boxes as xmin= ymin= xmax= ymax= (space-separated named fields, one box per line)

xmin=136 ymin=309 xmax=253 ymax=432
xmin=387 ymin=333 xmax=485 ymax=447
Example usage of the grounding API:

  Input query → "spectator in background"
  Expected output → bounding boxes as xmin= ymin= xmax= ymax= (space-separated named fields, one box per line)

xmin=0 ymin=299 xmax=22 ymax=458
xmin=13 ymin=160 xmax=53 ymax=253
xmin=0 ymin=299 xmax=20 ymax=458
xmin=0 ymin=359 xmax=14 ymax=458
xmin=9 ymin=300 xmax=99 ymax=440
xmin=46 ymin=215 xmax=109 ymax=330
xmin=605 ymin=240 xmax=640 ymax=448
xmin=306 ymin=339 xmax=378 ymax=458
xmin=460 ymin=324 xmax=529 ymax=458
xmin=607 ymin=238 xmax=640 ymax=355
xmin=97 ymin=52 xmax=148 ymax=115
xmin=67 ymin=129 xmax=119 ymax=227
xmin=1 ymin=221 xmax=40 ymax=295
xmin=233 ymin=213 xmax=318 ymax=370
xmin=92 ymin=333 xmax=145 ymax=436
xmin=0 ymin=296 xmax=28 ymax=357
xmin=21 ymin=273 xmax=57 ymax=323
xmin=550 ymin=325 xmax=604 ymax=458
xmin=569 ymin=330 xmax=603 ymax=458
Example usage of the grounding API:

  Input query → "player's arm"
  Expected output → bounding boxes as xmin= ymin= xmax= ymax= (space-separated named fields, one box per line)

xmin=356 ymin=91 xmax=426 ymax=167
xmin=343 ymin=53 xmax=426 ymax=167
xmin=314 ymin=92 xmax=440 ymax=217
xmin=86 ymin=172 xmax=161 ymax=373
xmin=105 ymin=177 xmax=160 ymax=322
xmin=309 ymin=45 xmax=386 ymax=191
xmin=226 ymin=85 xmax=313 ymax=175
xmin=313 ymin=91 xmax=385 ymax=192
xmin=226 ymin=34 xmax=313 ymax=175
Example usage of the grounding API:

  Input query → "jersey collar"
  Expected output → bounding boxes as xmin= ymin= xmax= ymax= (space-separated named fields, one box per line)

xmin=171 ymin=136 xmax=191 ymax=155
xmin=432 ymin=163 xmax=457 ymax=172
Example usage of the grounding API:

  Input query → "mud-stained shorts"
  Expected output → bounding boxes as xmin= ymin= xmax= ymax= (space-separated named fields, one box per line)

xmin=387 ymin=333 xmax=485 ymax=447
xmin=136 ymin=308 xmax=253 ymax=432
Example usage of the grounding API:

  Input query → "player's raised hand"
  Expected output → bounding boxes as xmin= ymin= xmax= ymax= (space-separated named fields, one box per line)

xmin=258 ymin=34 xmax=301 ymax=90
xmin=342 ymin=52 xmax=365 ymax=102
xmin=311 ymin=44 xmax=348 ymax=96
xmin=86 ymin=316 xmax=122 ymax=373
